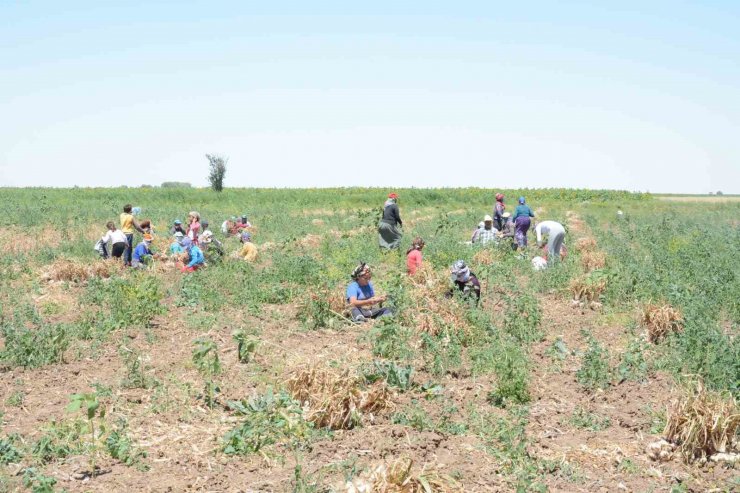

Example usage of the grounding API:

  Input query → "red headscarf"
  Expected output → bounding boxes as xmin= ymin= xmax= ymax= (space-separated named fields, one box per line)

xmin=388 ymin=192 xmax=398 ymax=199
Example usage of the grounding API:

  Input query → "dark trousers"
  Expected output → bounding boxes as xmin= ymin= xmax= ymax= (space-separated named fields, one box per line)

xmin=124 ymin=234 xmax=134 ymax=265
xmin=351 ymin=306 xmax=393 ymax=322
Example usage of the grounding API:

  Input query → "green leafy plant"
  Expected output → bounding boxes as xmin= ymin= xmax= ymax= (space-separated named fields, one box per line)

xmin=232 ymin=330 xmax=258 ymax=364
xmin=105 ymin=419 xmax=147 ymax=469
xmin=362 ymin=360 xmax=414 ymax=391
xmin=67 ymin=392 xmax=106 ymax=477
xmin=569 ymin=407 xmax=611 ymax=431
xmin=120 ymin=345 xmax=153 ymax=389
xmin=0 ymin=435 xmax=23 ymax=465
xmin=22 ymin=468 xmax=57 ymax=493
xmin=192 ymin=338 xmax=222 ymax=408
xmin=576 ymin=337 xmax=612 ymax=391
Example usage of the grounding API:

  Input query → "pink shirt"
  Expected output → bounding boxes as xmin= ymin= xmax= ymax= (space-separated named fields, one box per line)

xmin=188 ymin=222 xmax=201 ymax=244
xmin=407 ymin=249 xmax=423 ymax=275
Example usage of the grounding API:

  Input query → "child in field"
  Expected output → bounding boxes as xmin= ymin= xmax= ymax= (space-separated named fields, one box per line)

xmin=447 ymin=260 xmax=481 ymax=305
xmin=132 ymin=234 xmax=154 ymax=269
xmin=346 ymin=263 xmax=393 ymax=322
xmin=170 ymin=232 xmax=185 ymax=254
xmin=97 ymin=221 xmax=127 ymax=259
xmin=406 ymin=237 xmax=425 ymax=275
xmin=120 ymin=204 xmax=145 ymax=266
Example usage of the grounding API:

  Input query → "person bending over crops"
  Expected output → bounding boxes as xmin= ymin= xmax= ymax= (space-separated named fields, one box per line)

xmin=346 ymin=263 xmax=393 ymax=322
xmin=181 ymin=237 xmax=204 ymax=272
xmin=200 ymin=231 xmax=224 ymax=261
xmin=473 ymin=215 xmax=498 ymax=245
xmin=187 ymin=211 xmax=201 ymax=245
xmin=499 ymin=212 xmax=517 ymax=251
xmin=97 ymin=221 xmax=127 ymax=259
xmin=511 ymin=196 xmax=535 ymax=249
xmin=236 ymin=232 xmax=258 ymax=262
xmin=493 ymin=193 xmax=506 ymax=231
xmin=406 ymin=237 xmax=425 ymax=275
xmin=535 ymin=220 xmax=566 ymax=264
xmin=132 ymin=234 xmax=154 ymax=269
xmin=120 ymin=204 xmax=145 ymax=266
xmin=378 ymin=193 xmax=403 ymax=250
xmin=447 ymin=260 xmax=481 ymax=305
xmin=170 ymin=219 xmax=186 ymax=236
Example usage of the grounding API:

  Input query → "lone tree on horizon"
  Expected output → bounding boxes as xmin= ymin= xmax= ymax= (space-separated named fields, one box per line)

xmin=206 ymin=154 xmax=227 ymax=192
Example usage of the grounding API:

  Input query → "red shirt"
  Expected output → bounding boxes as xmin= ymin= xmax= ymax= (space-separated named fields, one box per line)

xmin=407 ymin=249 xmax=423 ymax=275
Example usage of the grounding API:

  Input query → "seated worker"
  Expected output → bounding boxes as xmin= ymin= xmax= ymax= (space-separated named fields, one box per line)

xmin=447 ymin=260 xmax=481 ymax=304
xmin=346 ymin=262 xmax=393 ymax=323
xmin=221 ymin=216 xmax=235 ymax=235
xmin=201 ymin=220 xmax=213 ymax=237
xmin=181 ymin=237 xmax=205 ymax=272
xmin=132 ymin=233 xmax=154 ymax=269
xmin=98 ymin=221 xmax=128 ymax=259
xmin=535 ymin=220 xmax=566 ymax=264
xmin=200 ymin=231 xmax=224 ymax=261
xmin=473 ymin=215 xmax=498 ymax=245
xmin=471 ymin=221 xmax=484 ymax=243
xmin=236 ymin=232 xmax=258 ymax=262
xmin=170 ymin=232 xmax=185 ymax=254
xmin=406 ymin=237 xmax=425 ymax=275
xmin=170 ymin=219 xmax=186 ymax=235
xmin=236 ymin=215 xmax=252 ymax=230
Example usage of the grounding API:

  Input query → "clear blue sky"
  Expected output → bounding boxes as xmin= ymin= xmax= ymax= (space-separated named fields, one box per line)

xmin=1 ymin=1 xmax=739 ymax=192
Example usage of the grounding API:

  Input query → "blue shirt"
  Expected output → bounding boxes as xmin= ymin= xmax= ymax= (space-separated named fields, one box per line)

xmin=170 ymin=242 xmax=184 ymax=254
xmin=512 ymin=204 xmax=535 ymax=220
xmin=346 ymin=281 xmax=375 ymax=302
xmin=133 ymin=242 xmax=151 ymax=261
xmin=187 ymin=245 xmax=205 ymax=267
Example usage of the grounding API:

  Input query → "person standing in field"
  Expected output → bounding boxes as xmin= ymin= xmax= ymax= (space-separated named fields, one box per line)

xmin=493 ymin=193 xmax=506 ymax=232
xmin=346 ymin=263 xmax=393 ymax=322
xmin=511 ymin=197 xmax=535 ymax=250
xmin=378 ymin=192 xmax=403 ymax=250
xmin=406 ymin=237 xmax=425 ymax=275
xmin=120 ymin=204 xmax=144 ymax=266
xmin=98 ymin=221 xmax=127 ymax=259
xmin=187 ymin=211 xmax=201 ymax=245
xmin=535 ymin=220 xmax=566 ymax=264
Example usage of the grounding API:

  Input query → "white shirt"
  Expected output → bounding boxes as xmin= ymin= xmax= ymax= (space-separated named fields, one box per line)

xmin=535 ymin=221 xmax=565 ymax=243
xmin=102 ymin=229 xmax=127 ymax=244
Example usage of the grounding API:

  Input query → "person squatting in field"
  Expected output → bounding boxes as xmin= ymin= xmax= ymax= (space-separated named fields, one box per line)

xmin=200 ymin=230 xmax=224 ymax=261
xmin=170 ymin=219 xmax=186 ymax=236
xmin=535 ymin=220 xmax=566 ymax=264
xmin=346 ymin=263 xmax=394 ymax=322
xmin=96 ymin=221 xmax=127 ymax=259
xmin=132 ymin=234 xmax=154 ymax=269
xmin=120 ymin=204 xmax=145 ymax=266
xmin=170 ymin=232 xmax=185 ymax=254
xmin=236 ymin=232 xmax=258 ymax=262
xmin=378 ymin=192 xmax=403 ymax=250
xmin=181 ymin=237 xmax=204 ymax=272
xmin=406 ymin=236 xmax=425 ymax=275
xmin=471 ymin=221 xmax=485 ymax=243
xmin=473 ymin=215 xmax=498 ymax=245
xmin=447 ymin=260 xmax=481 ymax=305
xmin=511 ymin=196 xmax=535 ymax=249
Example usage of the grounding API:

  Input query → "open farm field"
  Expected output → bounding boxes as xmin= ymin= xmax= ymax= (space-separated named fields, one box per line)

xmin=0 ymin=188 xmax=737 ymax=493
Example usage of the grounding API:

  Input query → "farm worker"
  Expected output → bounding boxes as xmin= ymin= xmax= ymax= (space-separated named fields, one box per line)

xmin=237 ymin=232 xmax=258 ymax=262
xmin=511 ymin=197 xmax=535 ymax=249
xmin=535 ymin=220 xmax=566 ymax=264
xmin=200 ymin=230 xmax=224 ymax=260
xmin=201 ymin=220 xmax=214 ymax=237
xmin=237 ymin=215 xmax=252 ymax=229
xmin=406 ymin=237 xmax=425 ymax=275
xmin=170 ymin=232 xmax=185 ymax=254
xmin=221 ymin=216 xmax=235 ymax=235
xmin=98 ymin=221 xmax=127 ymax=259
xmin=187 ymin=211 xmax=201 ymax=245
xmin=181 ymin=237 xmax=205 ymax=272
xmin=131 ymin=234 xmax=154 ymax=269
xmin=139 ymin=219 xmax=153 ymax=234
xmin=170 ymin=219 xmax=186 ymax=235
xmin=346 ymin=262 xmax=393 ymax=322
xmin=447 ymin=260 xmax=481 ymax=304
xmin=378 ymin=192 xmax=403 ymax=250
xmin=474 ymin=215 xmax=498 ymax=245
xmin=120 ymin=204 xmax=145 ymax=266
xmin=493 ymin=193 xmax=506 ymax=231
xmin=471 ymin=221 xmax=485 ymax=243
xmin=499 ymin=212 xmax=517 ymax=250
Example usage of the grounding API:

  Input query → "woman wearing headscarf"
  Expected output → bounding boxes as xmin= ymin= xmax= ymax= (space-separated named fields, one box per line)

xmin=187 ymin=211 xmax=201 ymax=245
xmin=346 ymin=263 xmax=393 ymax=322
xmin=493 ymin=193 xmax=506 ymax=232
xmin=447 ymin=260 xmax=481 ymax=304
xmin=378 ymin=193 xmax=403 ymax=250
xmin=406 ymin=237 xmax=425 ymax=275
xmin=511 ymin=197 xmax=535 ymax=250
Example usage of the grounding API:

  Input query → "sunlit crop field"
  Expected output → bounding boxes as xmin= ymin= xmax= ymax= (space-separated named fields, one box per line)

xmin=0 ymin=188 xmax=737 ymax=492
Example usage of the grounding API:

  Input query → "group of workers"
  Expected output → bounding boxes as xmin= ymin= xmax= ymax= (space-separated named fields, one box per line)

xmin=95 ymin=205 xmax=257 ymax=272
